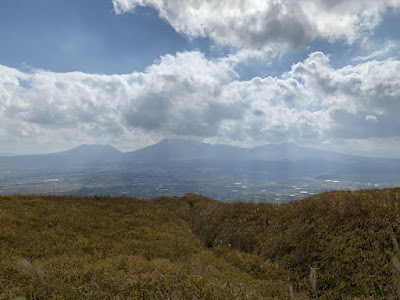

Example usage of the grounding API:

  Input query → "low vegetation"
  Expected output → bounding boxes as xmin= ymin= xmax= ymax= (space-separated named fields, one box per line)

xmin=1 ymin=188 xmax=400 ymax=298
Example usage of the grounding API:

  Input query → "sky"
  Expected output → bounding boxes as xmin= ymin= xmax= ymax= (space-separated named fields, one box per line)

xmin=0 ymin=0 xmax=400 ymax=157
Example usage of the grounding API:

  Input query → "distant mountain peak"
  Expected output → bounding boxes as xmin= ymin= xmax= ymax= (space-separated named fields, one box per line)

xmin=75 ymin=143 xmax=113 ymax=148
xmin=70 ymin=144 xmax=121 ymax=152
xmin=56 ymin=144 xmax=123 ymax=162
xmin=280 ymin=141 xmax=298 ymax=146
xmin=158 ymin=138 xmax=205 ymax=145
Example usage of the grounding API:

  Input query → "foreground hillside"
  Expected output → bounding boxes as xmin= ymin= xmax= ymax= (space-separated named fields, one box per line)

xmin=1 ymin=189 xmax=400 ymax=299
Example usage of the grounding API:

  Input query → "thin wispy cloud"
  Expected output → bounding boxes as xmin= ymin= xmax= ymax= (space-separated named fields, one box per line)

xmin=352 ymin=40 xmax=397 ymax=62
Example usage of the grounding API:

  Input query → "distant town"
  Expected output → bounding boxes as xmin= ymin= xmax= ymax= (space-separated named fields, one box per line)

xmin=1 ymin=140 xmax=399 ymax=202
xmin=0 ymin=165 xmax=396 ymax=203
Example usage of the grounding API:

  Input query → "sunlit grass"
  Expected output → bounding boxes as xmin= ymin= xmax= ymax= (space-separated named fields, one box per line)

xmin=1 ymin=189 xmax=400 ymax=298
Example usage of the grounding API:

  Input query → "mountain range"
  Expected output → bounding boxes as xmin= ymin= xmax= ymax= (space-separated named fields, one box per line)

xmin=1 ymin=139 xmax=400 ymax=176
xmin=0 ymin=139 xmax=399 ymax=199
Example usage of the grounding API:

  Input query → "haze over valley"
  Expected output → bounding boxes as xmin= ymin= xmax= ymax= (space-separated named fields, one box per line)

xmin=1 ymin=139 xmax=399 ymax=201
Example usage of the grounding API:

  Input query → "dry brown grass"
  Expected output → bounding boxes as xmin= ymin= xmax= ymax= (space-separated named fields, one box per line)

xmin=1 ymin=188 xmax=400 ymax=298
xmin=0 ymin=194 xmax=306 ymax=299
xmin=151 ymin=189 xmax=400 ymax=298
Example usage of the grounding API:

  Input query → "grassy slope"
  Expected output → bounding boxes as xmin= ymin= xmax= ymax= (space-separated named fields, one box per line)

xmin=1 ymin=189 xmax=400 ymax=299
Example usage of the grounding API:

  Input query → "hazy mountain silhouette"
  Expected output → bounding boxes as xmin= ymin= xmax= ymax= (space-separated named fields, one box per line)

xmin=123 ymin=139 xmax=244 ymax=163
xmin=120 ymin=139 xmax=400 ymax=181
xmin=56 ymin=144 xmax=122 ymax=163
xmin=0 ymin=152 xmax=16 ymax=156
xmin=123 ymin=139 xmax=378 ymax=163
xmin=0 ymin=144 xmax=122 ymax=170
xmin=1 ymin=139 xmax=399 ymax=182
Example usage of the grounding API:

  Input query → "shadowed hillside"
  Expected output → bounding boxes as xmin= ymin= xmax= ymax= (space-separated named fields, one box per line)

xmin=1 ymin=189 xmax=400 ymax=298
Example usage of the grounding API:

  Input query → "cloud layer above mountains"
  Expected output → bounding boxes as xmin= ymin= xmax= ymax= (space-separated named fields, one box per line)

xmin=112 ymin=0 xmax=400 ymax=49
xmin=1 ymin=0 xmax=400 ymax=154
xmin=1 ymin=50 xmax=399 ymax=151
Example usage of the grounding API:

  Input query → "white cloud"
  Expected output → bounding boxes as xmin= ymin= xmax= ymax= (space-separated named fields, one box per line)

xmin=352 ymin=40 xmax=398 ymax=62
xmin=112 ymin=0 xmax=400 ymax=49
xmin=365 ymin=115 xmax=378 ymax=122
xmin=1 ymin=50 xmax=400 ymax=152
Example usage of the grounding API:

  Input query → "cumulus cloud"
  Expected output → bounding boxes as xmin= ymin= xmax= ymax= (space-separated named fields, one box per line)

xmin=366 ymin=115 xmax=378 ymax=122
xmin=288 ymin=52 xmax=400 ymax=138
xmin=1 ymin=51 xmax=400 ymax=150
xmin=112 ymin=0 xmax=400 ymax=49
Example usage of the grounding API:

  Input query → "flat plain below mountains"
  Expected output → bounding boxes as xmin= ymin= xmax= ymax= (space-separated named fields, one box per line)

xmin=1 ymin=139 xmax=399 ymax=201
